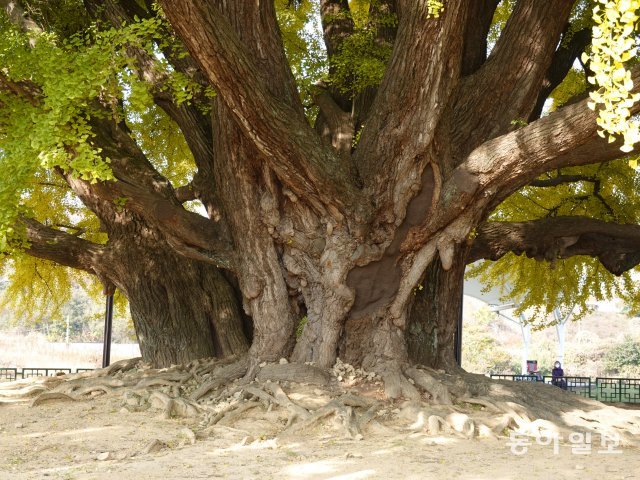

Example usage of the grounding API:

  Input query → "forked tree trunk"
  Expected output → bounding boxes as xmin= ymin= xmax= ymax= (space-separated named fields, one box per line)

xmin=337 ymin=251 xmax=466 ymax=375
xmin=156 ymin=0 xmax=608 ymax=392
xmin=108 ymin=236 xmax=248 ymax=368
xmin=154 ymin=0 xmax=475 ymax=381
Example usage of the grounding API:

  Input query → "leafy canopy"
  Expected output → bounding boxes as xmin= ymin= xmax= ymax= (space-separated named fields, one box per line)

xmin=0 ymin=1 xmax=204 ymax=320
xmin=0 ymin=0 xmax=638 ymax=329
xmin=583 ymin=0 xmax=640 ymax=153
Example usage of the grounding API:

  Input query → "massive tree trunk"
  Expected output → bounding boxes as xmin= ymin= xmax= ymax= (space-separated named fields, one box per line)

xmin=406 ymin=251 xmax=466 ymax=372
xmin=109 ymin=235 xmax=248 ymax=368
xmin=154 ymin=0 xmax=640 ymax=397
xmin=211 ymin=104 xmax=299 ymax=368
xmin=24 ymin=215 xmax=249 ymax=368
xmin=10 ymin=0 xmax=640 ymax=393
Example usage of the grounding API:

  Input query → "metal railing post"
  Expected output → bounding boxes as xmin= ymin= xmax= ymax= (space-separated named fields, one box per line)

xmin=619 ymin=378 xmax=623 ymax=403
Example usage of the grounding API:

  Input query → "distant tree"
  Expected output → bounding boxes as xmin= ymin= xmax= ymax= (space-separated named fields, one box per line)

xmin=462 ymin=308 xmax=519 ymax=374
xmin=604 ymin=335 xmax=640 ymax=375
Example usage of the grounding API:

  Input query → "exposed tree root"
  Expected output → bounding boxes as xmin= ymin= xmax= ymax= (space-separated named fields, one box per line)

xmin=456 ymin=396 xmax=501 ymax=413
xmin=375 ymin=361 xmax=421 ymax=402
xmin=244 ymin=384 xmax=310 ymax=421
xmin=421 ymin=366 xmax=640 ymax=446
xmin=53 ymin=377 xmax=128 ymax=397
xmin=148 ymin=391 xmax=201 ymax=419
xmin=405 ymin=366 xmax=452 ymax=405
xmin=216 ymin=400 xmax=261 ymax=426
xmin=102 ymin=357 xmax=142 ymax=376
xmin=1 ymin=357 xmax=638 ymax=449
xmin=190 ymin=357 xmax=248 ymax=401
xmin=446 ymin=412 xmax=475 ymax=437
xmin=256 ymin=363 xmax=332 ymax=387
xmin=427 ymin=415 xmax=451 ymax=435
xmin=285 ymin=398 xmax=354 ymax=436
xmin=0 ymin=384 xmax=47 ymax=399
xmin=31 ymin=392 xmax=77 ymax=407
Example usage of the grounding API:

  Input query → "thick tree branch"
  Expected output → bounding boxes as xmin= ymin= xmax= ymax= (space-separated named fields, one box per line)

xmin=20 ymin=216 xmax=105 ymax=273
xmin=488 ymin=0 xmax=574 ymax=78
xmin=58 ymin=166 xmax=234 ymax=270
xmin=461 ymin=0 xmax=500 ymax=76
xmin=353 ymin=0 xmax=470 ymax=215
xmin=174 ymin=183 xmax=197 ymax=203
xmin=313 ymin=1 xmax=354 ymax=152
xmin=405 ymin=65 xmax=640 ymax=253
xmin=529 ymin=174 xmax=617 ymax=220
xmin=53 ymin=224 xmax=87 ymax=236
xmin=529 ymin=28 xmax=592 ymax=121
xmin=317 ymin=0 xmax=355 ymax=111
xmin=121 ymin=48 xmax=218 ymax=210
xmin=57 ymin=164 xmax=233 ymax=270
xmin=529 ymin=174 xmax=597 ymax=188
xmin=124 ymin=46 xmax=221 ymax=218
xmin=468 ymin=217 xmax=640 ymax=275
xmin=467 ymin=65 xmax=640 ymax=194
xmin=451 ymin=0 xmax=575 ymax=158
xmin=320 ymin=0 xmax=354 ymax=61
xmin=104 ymin=178 xmax=233 ymax=268
xmin=73 ymin=116 xmax=235 ymax=269
xmin=316 ymin=1 xmax=399 ymax=152
xmin=158 ymin=0 xmax=358 ymax=218
xmin=352 ymin=0 xmax=398 ymax=129
xmin=0 ymin=72 xmax=40 ymax=106
xmin=313 ymin=84 xmax=354 ymax=159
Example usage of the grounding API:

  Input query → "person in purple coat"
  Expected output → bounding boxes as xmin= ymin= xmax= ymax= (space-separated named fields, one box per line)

xmin=552 ymin=361 xmax=566 ymax=390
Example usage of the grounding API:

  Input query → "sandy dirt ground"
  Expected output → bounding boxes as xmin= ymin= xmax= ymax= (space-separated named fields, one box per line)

xmin=1 ymin=395 xmax=639 ymax=480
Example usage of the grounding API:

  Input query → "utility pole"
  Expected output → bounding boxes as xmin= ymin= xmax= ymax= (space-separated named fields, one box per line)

xmin=102 ymin=283 xmax=115 ymax=368
xmin=454 ymin=285 xmax=464 ymax=366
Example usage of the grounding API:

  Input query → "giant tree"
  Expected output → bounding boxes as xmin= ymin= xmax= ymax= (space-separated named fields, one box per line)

xmin=154 ymin=0 xmax=640 ymax=396
xmin=0 ymin=0 xmax=249 ymax=366
xmin=1 ymin=0 xmax=639 ymax=399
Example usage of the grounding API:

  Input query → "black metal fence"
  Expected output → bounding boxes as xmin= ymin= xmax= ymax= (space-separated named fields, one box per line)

xmin=592 ymin=377 xmax=640 ymax=403
xmin=490 ymin=374 xmax=640 ymax=403
xmin=0 ymin=367 xmax=94 ymax=381
xmin=0 ymin=368 xmax=18 ymax=381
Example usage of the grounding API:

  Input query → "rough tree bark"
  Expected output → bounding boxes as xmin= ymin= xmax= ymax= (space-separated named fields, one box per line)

xmin=0 ymin=0 xmax=252 ymax=367
xmin=405 ymin=249 xmax=467 ymax=372
xmin=155 ymin=0 xmax=640 ymax=397
xmin=109 ymin=234 xmax=248 ymax=368
xmin=23 ymin=214 xmax=248 ymax=368
xmin=6 ymin=1 xmax=640 ymax=391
